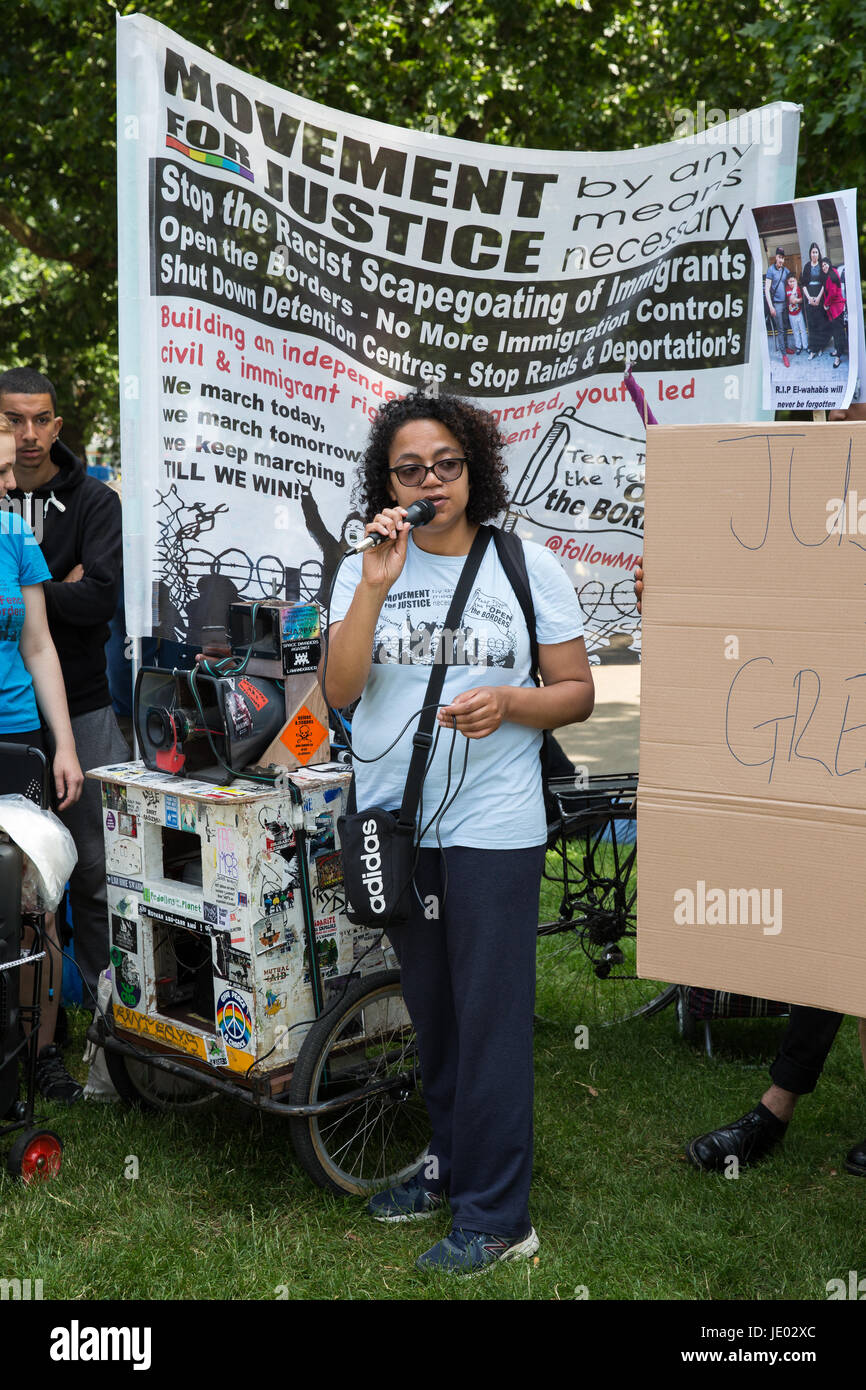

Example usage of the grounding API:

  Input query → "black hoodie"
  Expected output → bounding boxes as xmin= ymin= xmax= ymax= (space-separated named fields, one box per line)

xmin=5 ymin=439 xmax=122 ymax=717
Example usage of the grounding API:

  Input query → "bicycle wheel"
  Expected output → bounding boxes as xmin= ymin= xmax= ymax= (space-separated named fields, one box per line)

xmin=537 ymin=804 xmax=676 ymax=1026
xmin=288 ymin=970 xmax=429 ymax=1196
xmin=104 ymin=1013 xmax=219 ymax=1113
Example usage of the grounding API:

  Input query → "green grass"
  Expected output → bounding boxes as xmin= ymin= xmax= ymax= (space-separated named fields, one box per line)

xmin=0 ymin=833 xmax=855 ymax=1302
xmin=1 ymin=995 xmax=864 ymax=1302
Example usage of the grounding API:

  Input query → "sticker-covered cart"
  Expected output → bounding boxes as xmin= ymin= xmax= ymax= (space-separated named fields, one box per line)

xmin=86 ymin=759 xmax=427 ymax=1195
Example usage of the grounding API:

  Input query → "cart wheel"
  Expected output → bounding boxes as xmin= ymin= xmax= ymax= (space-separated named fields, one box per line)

xmin=104 ymin=1041 xmax=218 ymax=1113
xmin=7 ymin=1129 xmax=63 ymax=1183
xmin=675 ymin=986 xmax=698 ymax=1043
xmin=289 ymin=970 xmax=429 ymax=1196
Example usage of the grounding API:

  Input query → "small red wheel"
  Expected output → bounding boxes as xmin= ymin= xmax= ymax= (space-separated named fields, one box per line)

xmin=7 ymin=1129 xmax=63 ymax=1183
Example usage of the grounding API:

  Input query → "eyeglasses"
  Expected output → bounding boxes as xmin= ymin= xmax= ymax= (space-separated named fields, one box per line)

xmin=388 ymin=457 xmax=466 ymax=488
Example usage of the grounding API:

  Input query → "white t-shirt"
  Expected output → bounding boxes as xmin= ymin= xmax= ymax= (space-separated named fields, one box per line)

xmin=329 ymin=531 xmax=584 ymax=848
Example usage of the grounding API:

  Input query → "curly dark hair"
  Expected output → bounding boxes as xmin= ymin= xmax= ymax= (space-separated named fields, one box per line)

xmin=354 ymin=391 xmax=509 ymax=524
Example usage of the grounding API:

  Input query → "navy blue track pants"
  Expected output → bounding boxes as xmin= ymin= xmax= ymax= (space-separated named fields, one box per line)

xmin=386 ymin=843 xmax=546 ymax=1241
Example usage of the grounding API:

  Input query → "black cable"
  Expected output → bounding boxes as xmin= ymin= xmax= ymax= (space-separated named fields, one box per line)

xmin=171 ymin=601 xmax=291 ymax=787
xmin=425 ymin=730 xmax=472 ymax=914
xmin=419 ymin=721 xmax=459 ymax=841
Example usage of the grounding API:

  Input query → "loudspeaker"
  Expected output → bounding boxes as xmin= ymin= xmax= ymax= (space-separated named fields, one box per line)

xmin=134 ymin=667 xmax=286 ymax=783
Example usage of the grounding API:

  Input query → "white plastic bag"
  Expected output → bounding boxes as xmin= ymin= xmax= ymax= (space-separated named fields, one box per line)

xmin=83 ymin=967 xmax=119 ymax=1102
xmin=0 ymin=793 xmax=78 ymax=912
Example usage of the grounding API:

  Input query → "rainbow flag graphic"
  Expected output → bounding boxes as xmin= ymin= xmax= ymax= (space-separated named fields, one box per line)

xmin=166 ymin=134 xmax=254 ymax=182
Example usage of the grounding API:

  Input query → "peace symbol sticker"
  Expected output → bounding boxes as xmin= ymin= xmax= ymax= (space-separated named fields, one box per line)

xmin=216 ymin=988 xmax=252 ymax=1049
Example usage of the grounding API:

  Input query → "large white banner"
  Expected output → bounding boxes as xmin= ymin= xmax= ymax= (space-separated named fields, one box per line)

xmin=117 ymin=14 xmax=800 ymax=654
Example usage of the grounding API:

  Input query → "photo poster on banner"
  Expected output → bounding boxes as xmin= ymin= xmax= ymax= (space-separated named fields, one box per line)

xmin=117 ymin=14 xmax=800 ymax=657
xmin=745 ymin=189 xmax=864 ymax=414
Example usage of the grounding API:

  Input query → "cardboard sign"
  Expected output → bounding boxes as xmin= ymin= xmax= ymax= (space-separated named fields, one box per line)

xmin=638 ymin=423 xmax=866 ymax=1016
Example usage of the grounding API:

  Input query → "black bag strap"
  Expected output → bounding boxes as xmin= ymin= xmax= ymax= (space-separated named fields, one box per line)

xmin=395 ymin=525 xmax=492 ymax=827
xmin=489 ymin=527 xmax=540 ymax=685
xmin=489 ymin=526 xmax=578 ymax=791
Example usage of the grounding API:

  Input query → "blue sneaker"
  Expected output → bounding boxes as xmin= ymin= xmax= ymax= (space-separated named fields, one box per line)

xmin=416 ymin=1226 xmax=539 ymax=1275
xmin=366 ymin=1171 xmax=447 ymax=1223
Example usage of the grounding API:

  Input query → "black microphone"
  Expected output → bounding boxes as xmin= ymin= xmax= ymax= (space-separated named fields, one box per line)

xmin=352 ymin=498 xmax=437 ymax=553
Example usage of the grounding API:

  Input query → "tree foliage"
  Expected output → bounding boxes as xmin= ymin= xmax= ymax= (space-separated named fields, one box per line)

xmin=0 ymin=0 xmax=861 ymax=452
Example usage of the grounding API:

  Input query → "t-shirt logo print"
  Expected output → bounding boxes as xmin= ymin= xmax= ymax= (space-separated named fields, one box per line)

xmin=371 ymin=586 xmax=516 ymax=668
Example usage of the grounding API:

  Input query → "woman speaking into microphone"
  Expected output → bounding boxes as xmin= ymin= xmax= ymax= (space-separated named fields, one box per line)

xmin=323 ymin=391 xmax=593 ymax=1275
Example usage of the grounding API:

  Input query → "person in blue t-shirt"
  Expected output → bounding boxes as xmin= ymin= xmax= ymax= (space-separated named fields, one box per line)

xmin=0 ymin=412 xmax=84 ymax=1102
xmin=325 ymin=392 xmax=594 ymax=1274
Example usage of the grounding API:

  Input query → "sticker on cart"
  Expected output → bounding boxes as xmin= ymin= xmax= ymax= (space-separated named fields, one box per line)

xmin=179 ymin=799 xmax=197 ymax=832
xmin=164 ymin=794 xmax=179 ymax=829
xmin=263 ymin=988 xmax=286 ymax=1017
xmin=214 ymin=939 xmax=253 ymax=991
xmin=227 ymin=953 xmax=251 ymax=990
xmin=141 ymin=901 xmax=208 ymax=934
xmin=213 ymin=931 xmax=230 ymax=977
xmin=101 ymin=783 xmax=128 ymax=813
xmin=304 ymin=920 xmax=339 ymax=981
xmin=309 ymin=810 xmax=335 ymax=858
xmin=282 ymin=637 xmax=321 ymax=674
xmin=111 ymin=947 xmax=142 ymax=1010
xmin=216 ymin=827 xmax=239 ymax=879
xmin=204 ymin=900 xmax=238 ymax=930
xmin=281 ymin=604 xmax=320 ymax=642
xmin=216 ymin=989 xmax=252 ymax=1049
xmin=143 ymin=886 xmax=203 ymax=919
xmin=205 ymin=1035 xmax=229 ymax=1067
xmin=111 ymin=913 xmax=138 ymax=954
xmin=314 ymin=852 xmax=342 ymax=888
xmin=105 ymin=810 xmax=116 ymax=832
xmin=258 ymin=842 xmax=299 ymax=916
xmin=278 ymin=706 xmax=328 ymax=766
xmin=352 ymin=928 xmax=386 ymax=971
xmin=257 ymin=807 xmax=294 ymax=853
xmin=106 ymin=838 xmax=142 ymax=875
xmin=140 ymin=788 xmax=161 ymax=824
xmin=213 ymin=878 xmax=238 ymax=907
xmin=118 ymin=812 xmax=138 ymax=838
xmin=255 ymin=914 xmax=296 ymax=956
xmin=312 ymin=851 xmax=345 ymax=917
xmin=107 ymin=873 xmax=142 ymax=892
xmin=113 ymin=1005 xmax=208 ymax=1063
xmin=262 ymin=960 xmax=293 ymax=984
